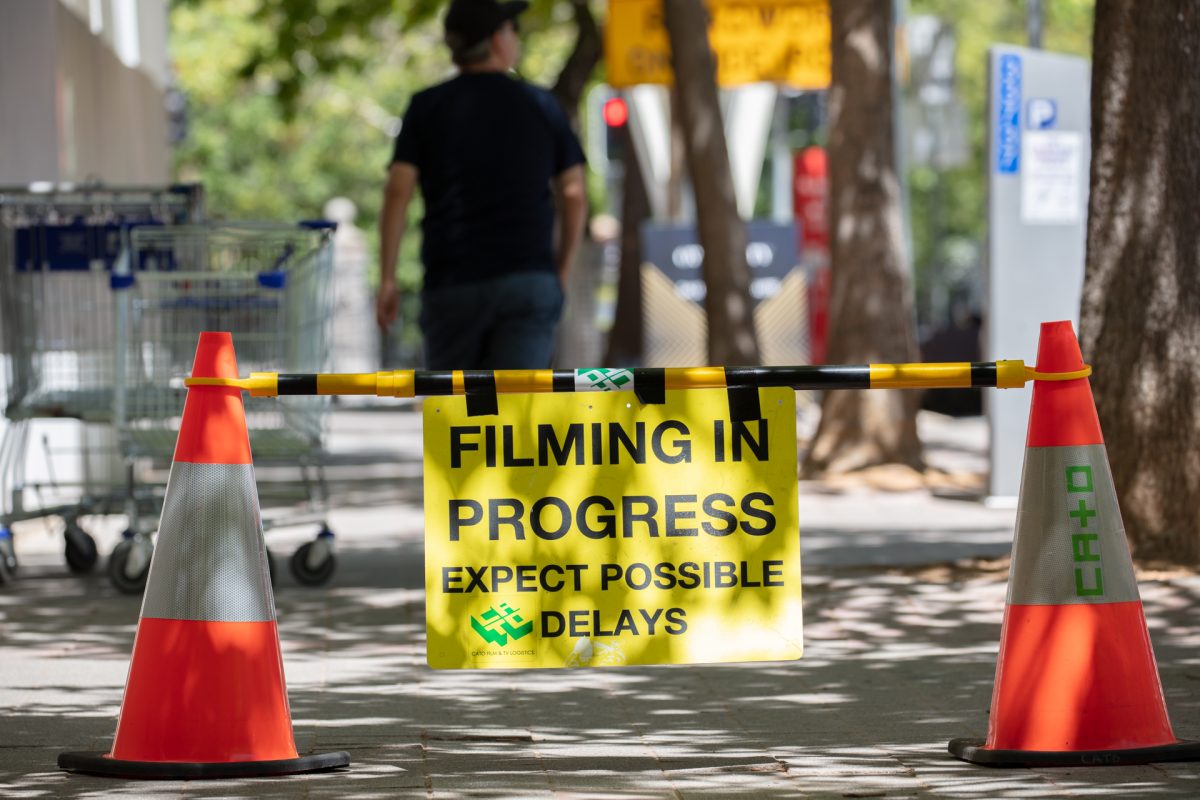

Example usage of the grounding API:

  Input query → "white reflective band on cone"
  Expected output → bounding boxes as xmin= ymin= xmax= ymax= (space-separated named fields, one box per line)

xmin=141 ymin=463 xmax=276 ymax=622
xmin=1007 ymin=444 xmax=1140 ymax=606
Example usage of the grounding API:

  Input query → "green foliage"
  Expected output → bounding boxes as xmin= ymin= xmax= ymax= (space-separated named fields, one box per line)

xmin=170 ymin=0 xmax=582 ymax=296
xmin=170 ymin=0 xmax=587 ymax=365
xmin=173 ymin=0 xmax=1094 ymax=343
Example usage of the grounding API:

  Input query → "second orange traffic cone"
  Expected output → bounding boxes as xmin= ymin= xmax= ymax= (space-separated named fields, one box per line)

xmin=58 ymin=332 xmax=349 ymax=778
xmin=949 ymin=321 xmax=1200 ymax=767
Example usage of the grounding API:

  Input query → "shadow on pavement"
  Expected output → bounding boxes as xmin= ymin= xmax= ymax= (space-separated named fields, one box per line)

xmin=2 ymin=539 xmax=1198 ymax=798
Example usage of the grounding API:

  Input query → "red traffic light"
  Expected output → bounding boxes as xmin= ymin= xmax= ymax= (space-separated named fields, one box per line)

xmin=799 ymin=146 xmax=826 ymax=177
xmin=603 ymin=97 xmax=628 ymax=128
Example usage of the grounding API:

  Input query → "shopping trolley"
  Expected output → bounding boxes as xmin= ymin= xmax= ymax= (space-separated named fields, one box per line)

xmin=110 ymin=222 xmax=339 ymax=592
xmin=0 ymin=185 xmax=204 ymax=584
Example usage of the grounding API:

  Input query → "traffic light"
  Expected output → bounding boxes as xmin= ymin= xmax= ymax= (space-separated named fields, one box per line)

xmin=586 ymin=86 xmax=627 ymax=177
xmin=603 ymin=97 xmax=627 ymax=165
xmin=603 ymin=96 xmax=628 ymax=127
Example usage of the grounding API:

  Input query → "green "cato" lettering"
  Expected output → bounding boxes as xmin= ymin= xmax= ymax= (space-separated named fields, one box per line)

xmin=1072 ymin=533 xmax=1101 ymax=562
xmin=1066 ymin=465 xmax=1104 ymax=598
xmin=1074 ymin=566 xmax=1104 ymax=597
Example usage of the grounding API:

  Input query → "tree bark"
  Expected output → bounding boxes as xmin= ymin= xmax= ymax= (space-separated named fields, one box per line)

xmin=801 ymin=0 xmax=923 ymax=476
xmin=548 ymin=0 xmax=602 ymax=369
xmin=668 ymin=87 xmax=687 ymax=221
xmin=1082 ymin=0 xmax=1200 ymax=565
xmin=550 ymin=0 xmax=602 ymax=132
xmin=662 ymin=0 xmax=760 ymax=365
xmin=604 ymin=121 xmax=651 ymax=365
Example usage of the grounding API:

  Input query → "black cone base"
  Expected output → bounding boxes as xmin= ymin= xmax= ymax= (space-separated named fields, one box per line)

xmin=949 ymin=737 xmax=1200 ymax=768
xmin=58 ymin=750 xmax=350 ymax=779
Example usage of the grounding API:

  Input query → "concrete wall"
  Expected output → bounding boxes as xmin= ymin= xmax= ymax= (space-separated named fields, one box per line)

xmin=0 ymin=4 xmax=61 ymax=182
xmin=0 ymin=0 xmax=170 ymax=185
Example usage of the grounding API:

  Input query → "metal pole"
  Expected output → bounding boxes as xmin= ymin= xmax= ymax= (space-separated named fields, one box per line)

xmin=186 ymin=360 xmax=1093 ymax=399
xmin=1028 ymin=0 xmax=1044 ymax=49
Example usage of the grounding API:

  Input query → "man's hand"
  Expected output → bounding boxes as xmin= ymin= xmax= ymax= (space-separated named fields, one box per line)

xmin=376 ymin=281 xmax=400 ymax=332
xmin=378 ymin=162 xmax=418 ymax=332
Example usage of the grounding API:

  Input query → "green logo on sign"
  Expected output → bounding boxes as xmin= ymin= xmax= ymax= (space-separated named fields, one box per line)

xmin=578 ymin=367 xmax=633 ymax=391
xmin=471 ymin=603 xmax=534 ymax=646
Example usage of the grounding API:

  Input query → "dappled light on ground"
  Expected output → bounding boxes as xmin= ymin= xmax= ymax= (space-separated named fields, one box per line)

xmin=2 ymin=538 xmax=1197 ymax=798
xmin=1 ymin=411 xmax=1196 ymax=797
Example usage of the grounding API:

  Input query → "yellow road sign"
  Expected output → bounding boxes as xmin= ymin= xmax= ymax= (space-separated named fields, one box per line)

xmin=423 ymin=388 xmax=803 ymax=669
xmin=606 ymin=0 xmax=831 ymax=89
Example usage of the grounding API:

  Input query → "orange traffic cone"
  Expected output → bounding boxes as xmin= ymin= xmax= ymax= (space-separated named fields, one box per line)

xmin=59 ymin=332 xmax=349 ymax=778
xmin=949 ymin=320 xmax=1200 ymax=767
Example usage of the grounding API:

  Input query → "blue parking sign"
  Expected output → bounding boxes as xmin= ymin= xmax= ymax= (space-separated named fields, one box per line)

xmin=996 ymin=54 xmax=1022 ymax=173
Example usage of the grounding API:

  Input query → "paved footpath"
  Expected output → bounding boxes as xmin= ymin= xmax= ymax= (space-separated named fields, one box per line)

xmin=1 ymin=409 xmax=1197 ymax=798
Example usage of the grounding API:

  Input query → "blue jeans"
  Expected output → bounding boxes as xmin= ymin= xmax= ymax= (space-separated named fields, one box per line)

xmin=419 ymin=271 xmax=564 ymax=369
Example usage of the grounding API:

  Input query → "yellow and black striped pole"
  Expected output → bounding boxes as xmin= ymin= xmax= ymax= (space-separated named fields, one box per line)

xmin=186 ymin=360 xmax=1091 ymax=417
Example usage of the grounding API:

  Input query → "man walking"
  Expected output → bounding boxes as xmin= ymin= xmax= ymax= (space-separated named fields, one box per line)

xmin=376 ymin=0 xmax=588 ymax=369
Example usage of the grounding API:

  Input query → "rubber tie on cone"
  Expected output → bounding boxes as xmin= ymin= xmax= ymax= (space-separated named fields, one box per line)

xmin=58 ymin=332 xmax=349 ymax=779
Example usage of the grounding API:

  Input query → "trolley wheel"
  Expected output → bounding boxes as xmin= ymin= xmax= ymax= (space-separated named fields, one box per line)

xmin=107 ymin=538 xmax=153 ymax=595
xmin=64 ymin=523 xmax=98 ymax=574
xmin=0 ymin=527 xmax=17 ymax=576
xmin=1 ymin=549 xmax=18 ymax=576
xmin=289 ymin=540 xmax=336 ymax=587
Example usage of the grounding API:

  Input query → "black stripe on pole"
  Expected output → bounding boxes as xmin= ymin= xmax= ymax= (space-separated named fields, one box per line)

xmin=724 ymin=366 xmax=871 ymax=390
xmin=463 ymin=371 xmax=499 ymax=417
xmin=552 ymin=370 xmax=575 ymax=393
xmin=414 ymin=371 xmax=455 ymax=396
xmin=277 ymin=374 xmax=317 ymax=395
xmin=632 ymin=368 xmax=666 ymax=404
xmin=970 ymin=363 xmax=997 ymax=388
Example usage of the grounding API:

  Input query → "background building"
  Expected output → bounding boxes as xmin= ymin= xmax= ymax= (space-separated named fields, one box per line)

xmin=0 ymin=0 xmax=171 ymax=184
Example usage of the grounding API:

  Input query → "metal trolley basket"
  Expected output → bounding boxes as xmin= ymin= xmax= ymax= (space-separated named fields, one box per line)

xmin=0 ymin=185 xmax=204 ymax=583
xmin=110 ymin=222 xmax=340 ymax=591
xmin=0 ymin=209 xmax=341 ymax=591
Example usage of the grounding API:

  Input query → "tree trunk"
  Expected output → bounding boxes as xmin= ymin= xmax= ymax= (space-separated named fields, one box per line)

xmin=550 ymin=0 xmax=602 ymax=132
xmin=662 ymin=0 xmax=760 ymax=365
xmin=604 ymin=121 xmax=651 ymax=365
xmin=668 ymin=87 xmax=687 ymax=220
xmin=801 ymin=0 xmax=923 ymax=476
xmin=1081 ymin=0 xmax=1200 ymax=565
xmin=548 ymin=0 xmax=602 ymax=369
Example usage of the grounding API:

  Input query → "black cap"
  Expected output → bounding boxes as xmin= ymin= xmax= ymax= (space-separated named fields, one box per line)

xmin=444 ymin=0 xmax=528 ymax=53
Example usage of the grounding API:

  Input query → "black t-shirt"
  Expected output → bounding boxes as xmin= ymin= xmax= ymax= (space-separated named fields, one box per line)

xmin=391 ymin=72 xmax=586 ymax=289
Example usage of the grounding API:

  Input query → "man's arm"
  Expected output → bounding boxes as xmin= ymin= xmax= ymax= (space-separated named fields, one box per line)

xmin=376 ymin=162 xmax=418 ymax=332
xmin=553 ymin=165 xmax=587 ymax=286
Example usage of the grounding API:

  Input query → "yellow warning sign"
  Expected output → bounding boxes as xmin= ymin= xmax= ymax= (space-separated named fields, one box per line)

xmin=606 ymin=0 xmax=831 ymax=89
xmin=423 ymin=388 xmax=802 ymax=669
